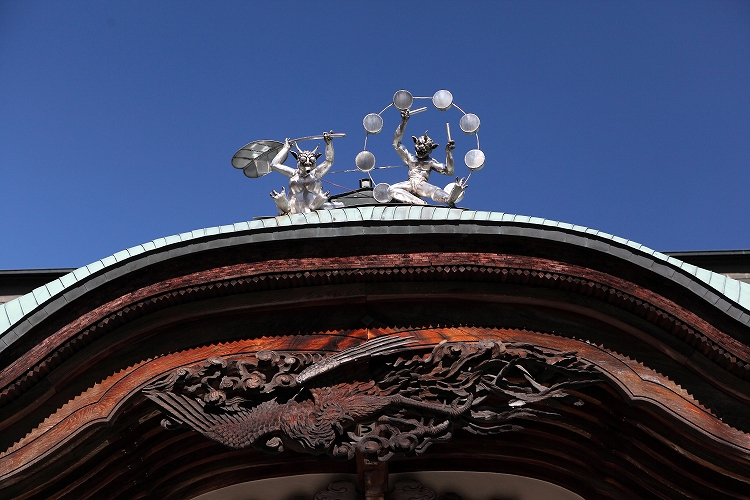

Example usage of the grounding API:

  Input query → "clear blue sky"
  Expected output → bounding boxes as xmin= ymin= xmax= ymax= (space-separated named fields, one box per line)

xmin=1 ymin=1 xmax=749 ymax=269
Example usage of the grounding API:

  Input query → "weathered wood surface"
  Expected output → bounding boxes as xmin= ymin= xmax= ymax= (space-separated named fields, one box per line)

xmin=2 ymin=252 xmax=749 ymax=408
xmin=1 ymin=328 xmax=749 ymax=499
xmin=0 ymin=232 xmax=749 ymax=499
xmin=312 ymin=478 xmax=457 ymax=500
xmin=143 ymin=337 xmax=601 ymax=460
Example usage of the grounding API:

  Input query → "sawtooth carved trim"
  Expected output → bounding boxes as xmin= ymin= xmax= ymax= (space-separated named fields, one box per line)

xmin=2 ymin=328 xmax=749 ymax=498
xmin=3 ymin=252 xmax=748 ymax=411
xmin=3 ymin=328 xmax=749 ymax=483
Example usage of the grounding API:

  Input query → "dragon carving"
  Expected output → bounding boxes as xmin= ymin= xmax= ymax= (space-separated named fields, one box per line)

xmin=143 ymin=336 xmax=600 ymax=461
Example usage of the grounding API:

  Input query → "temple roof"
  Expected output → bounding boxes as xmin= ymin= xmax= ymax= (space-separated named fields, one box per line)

xmin=2 ymin=206 xmax=750 ymax=353
xmin=1 ymin=205 xmax=749 ymax=499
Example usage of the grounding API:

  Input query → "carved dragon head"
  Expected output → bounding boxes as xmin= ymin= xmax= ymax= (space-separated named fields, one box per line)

xmin=412 ymin=131 xmax=439 ymax=159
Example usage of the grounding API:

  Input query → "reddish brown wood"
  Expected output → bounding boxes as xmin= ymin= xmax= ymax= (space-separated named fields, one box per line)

xmin=1 ymin=235 xmax=749 ymax=499
xmin=1 ymin=327 xmax=748 ymax=499
xmin=3 ymin=252 xmax=749 ymax=414
xmin=357 ymin=451 xmax=388 ymax=500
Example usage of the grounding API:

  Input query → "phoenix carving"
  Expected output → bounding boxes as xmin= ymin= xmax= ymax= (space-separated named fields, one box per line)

xmin=143 ymin=336 xmax=600 ymax=461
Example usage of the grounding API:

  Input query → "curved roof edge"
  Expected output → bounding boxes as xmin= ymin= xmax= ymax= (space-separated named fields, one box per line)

xmin=1 ymin=206 xmax=749 ymax=352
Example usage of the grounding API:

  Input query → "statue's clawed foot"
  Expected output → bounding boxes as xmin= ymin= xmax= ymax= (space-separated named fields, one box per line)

xmin=270 ymin=188 xmax=291 ymax=214
xmin=447 ymin=177 xmax=468 ymax=207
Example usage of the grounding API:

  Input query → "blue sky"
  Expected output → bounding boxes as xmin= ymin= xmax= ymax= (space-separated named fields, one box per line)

xmin=1 ymin=1 xmax=749 ymax=269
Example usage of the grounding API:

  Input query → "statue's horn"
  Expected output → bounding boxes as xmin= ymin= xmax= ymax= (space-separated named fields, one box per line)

xmin=295 ymin=142 xmax=303 ymax=153
xmin=312 ymin=144 xmax=319 ymax=154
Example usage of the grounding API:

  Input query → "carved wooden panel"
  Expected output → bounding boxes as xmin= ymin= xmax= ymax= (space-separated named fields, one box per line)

xmin=1 ymin=237 xmax=749 ymax=499
xmin=313 ymin=481 xmax=359 ymax=500
xmin=1 ymin=327 xmax=749 ymax=499
xmin=143 ymin=337 xmax=600 ymax=461
xmin=311 ymin=479 xmax=461 ymax=500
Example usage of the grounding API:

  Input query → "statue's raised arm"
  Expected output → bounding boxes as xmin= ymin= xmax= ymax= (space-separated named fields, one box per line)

xmin=393 ymin=109 xmax=416 ymax=165
xmin=312 ymin=131 xmax=335 ymax=178
xmin=442 ymin=136 xmax=455 ymax=176
xmin=269 ymin=138 xmax=298 ymax=178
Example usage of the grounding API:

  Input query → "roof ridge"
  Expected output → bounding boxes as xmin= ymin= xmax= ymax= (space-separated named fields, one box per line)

xmin=2 ymin=209 xmax=749 ymax=351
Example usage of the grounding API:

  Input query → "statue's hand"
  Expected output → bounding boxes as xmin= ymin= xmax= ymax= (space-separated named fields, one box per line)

xmin=284 ymin=138 xmax=293 ymax=149
xmin=446 ymin=140 xmax=456 ymax=152
xmin=270 ymin=187 xmax=286 ymax=199
xmin=455 ymin=176 xmax=468 ymax=188
xmin=323 ymin=130 xmax=333 ymax=145
xmin=400 ymin=109 xmax=410 ymax=122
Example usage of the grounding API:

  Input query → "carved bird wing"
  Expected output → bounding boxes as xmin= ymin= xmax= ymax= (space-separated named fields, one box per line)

xmin=295 ymin=335 xmax=416 ymax=385
xmin=143 ymin=388 xmax=296 ymax=450
xmin=143 ymin=388 xmax=254 ymax=440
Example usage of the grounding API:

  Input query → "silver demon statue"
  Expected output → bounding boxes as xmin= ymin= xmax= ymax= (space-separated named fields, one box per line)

xmin=269 ymin=132 xmax=341 ymax=214
xmin=389 ymin=109 xmax=468 ymax=206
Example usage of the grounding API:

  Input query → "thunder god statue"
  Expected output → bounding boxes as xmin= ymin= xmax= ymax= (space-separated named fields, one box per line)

xmin=355 ymin=89 xmax=486 ymax=207
xmin=388 ymin=109 xmax=466 ymax=206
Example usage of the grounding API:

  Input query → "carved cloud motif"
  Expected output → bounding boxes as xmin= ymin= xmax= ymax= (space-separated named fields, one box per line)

xmin=143 ymin=336 xmax=601 ymax=461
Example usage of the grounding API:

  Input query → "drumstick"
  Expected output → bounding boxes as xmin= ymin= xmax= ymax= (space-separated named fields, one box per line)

xmin=446 ymin=122 xmax=452 ymax=142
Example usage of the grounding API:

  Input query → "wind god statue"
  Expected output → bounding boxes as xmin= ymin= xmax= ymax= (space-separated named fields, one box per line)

xmin=231 ymin=131 xmax=346 ymax=215
xmin=232 ymin=89 xmax=486 ymax=213
xmin=268 ymin=132 xmax=342 ymax=214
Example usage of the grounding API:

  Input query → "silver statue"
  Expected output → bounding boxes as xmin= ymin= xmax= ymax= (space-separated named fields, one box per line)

xmin=388 ymin=109 xmax=467 ymax=206
xmin=269 ymin=131 xmax=342 ymax=214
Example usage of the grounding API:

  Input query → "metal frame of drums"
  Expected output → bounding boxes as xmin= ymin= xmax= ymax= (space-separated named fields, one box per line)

xmin=356 ymin=90 xmax=485 ymax=204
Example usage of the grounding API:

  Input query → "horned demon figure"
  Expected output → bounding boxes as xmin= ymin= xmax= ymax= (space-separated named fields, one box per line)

xmin=390 ymin=109 xmax=468 ymax=206
xmin=269 ymin=131 xmax=342 ymax=215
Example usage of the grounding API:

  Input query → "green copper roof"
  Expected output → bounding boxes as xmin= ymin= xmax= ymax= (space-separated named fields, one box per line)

xmin=2 ymin=207 xmax=749 ymax=352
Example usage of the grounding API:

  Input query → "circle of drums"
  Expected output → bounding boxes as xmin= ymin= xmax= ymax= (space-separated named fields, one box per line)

xmin=356 ymin=90 xmax=484 ymax=203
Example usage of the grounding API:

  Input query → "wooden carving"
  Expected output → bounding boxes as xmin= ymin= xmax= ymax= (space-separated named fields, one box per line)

xmin=313 ymin=481 xmax=359 ymax=500
xmin=143 ymin=336 xmax=600 ymax=461
xmin=389 ymin=479 xmax=438 ymax=500
xmin=311 ymin=480 xmax=460 ymax=500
